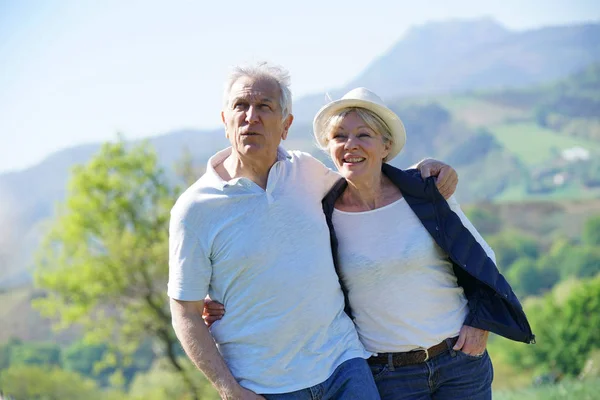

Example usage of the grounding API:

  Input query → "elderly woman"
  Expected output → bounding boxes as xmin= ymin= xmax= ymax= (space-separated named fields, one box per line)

xmin=205 ymin=88 xmax=534 ymax=399
xmin=311 ymin=88 xmax=534 ymax=399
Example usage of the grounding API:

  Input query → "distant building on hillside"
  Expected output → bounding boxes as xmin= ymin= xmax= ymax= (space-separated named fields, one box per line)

xmin=561 ymin=146 xmax=590 ymax=162
xmin=553 ymin=172 xmax=567 ymax=186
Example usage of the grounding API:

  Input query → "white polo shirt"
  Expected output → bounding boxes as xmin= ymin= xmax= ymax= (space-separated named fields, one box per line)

xmin=168 ymin=147 xmax=370 ymax=394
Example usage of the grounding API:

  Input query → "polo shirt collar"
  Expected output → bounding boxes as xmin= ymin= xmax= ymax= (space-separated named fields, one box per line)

xmin=206 ymin=146 xmax=291 ymax=190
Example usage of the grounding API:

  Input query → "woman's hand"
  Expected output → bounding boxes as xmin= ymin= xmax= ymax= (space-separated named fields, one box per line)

xmin=202 ymin=296 xmax=225 ymax=328
xmin=453 ymin=325 xmax=489 ymax=356
xmin=228 ymin=387 xmax=266 ymax=400
xmin=417 ymin=159 xmax=458 ymax=199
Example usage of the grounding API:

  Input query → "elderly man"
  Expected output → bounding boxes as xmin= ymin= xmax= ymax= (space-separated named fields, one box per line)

xmin=168 ymin=63 xmax=457 ymax=399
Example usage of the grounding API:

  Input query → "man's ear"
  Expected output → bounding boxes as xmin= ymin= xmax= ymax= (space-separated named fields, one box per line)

xmin=221 ymin=111 xmax=228 ymax=138
xmin=281 ymin=114 xmax=294 ymax=140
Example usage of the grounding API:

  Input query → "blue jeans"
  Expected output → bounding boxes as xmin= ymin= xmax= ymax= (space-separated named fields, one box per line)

xmin=369 ymin=344 xmax=493 ymax=400
xmin=261 ymin=357 xmax=381 ymax=400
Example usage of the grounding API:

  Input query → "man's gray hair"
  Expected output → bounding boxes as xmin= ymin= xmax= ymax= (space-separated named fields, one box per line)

xmin=222 ymin=62 xmax=293 ymax=118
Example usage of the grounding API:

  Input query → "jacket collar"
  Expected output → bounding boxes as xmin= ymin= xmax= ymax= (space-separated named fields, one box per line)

xmin=324 ymin=163 xmax=437 ymax=209
xmin=381 ymin=163 xmax=432 ymax=199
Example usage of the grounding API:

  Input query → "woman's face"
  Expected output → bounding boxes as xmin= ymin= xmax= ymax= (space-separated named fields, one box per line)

xmin=327 ymin=111 xmax=391 ymax=182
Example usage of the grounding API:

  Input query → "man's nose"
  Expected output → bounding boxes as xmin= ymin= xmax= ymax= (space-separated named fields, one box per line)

xmin=245 ymin=106 xmax=259 ymax=123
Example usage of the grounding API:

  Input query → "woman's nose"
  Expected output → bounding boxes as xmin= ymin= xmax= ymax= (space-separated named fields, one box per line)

xmin=344 ymin=135 xmax=358 ymax=149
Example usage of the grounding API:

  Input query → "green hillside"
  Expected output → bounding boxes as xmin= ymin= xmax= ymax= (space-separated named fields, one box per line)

xmin=1 ymin=21 xmax=599 ymax=400
xmin=487 ymin=123 xmax=599 ymax=166
xmin=1 ymin=64 xmax=599 ymax=292
xmin=0 ymin=286 xmax=77 ymax=344
xmin=427 ymin=64 xmax=600 ymax=202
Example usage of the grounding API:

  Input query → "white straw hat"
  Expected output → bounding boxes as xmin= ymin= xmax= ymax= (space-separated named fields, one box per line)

xmin=313 ymin=87 xmax=406 ymax=161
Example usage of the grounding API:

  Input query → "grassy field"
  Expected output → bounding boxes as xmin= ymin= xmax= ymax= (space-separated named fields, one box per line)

xmin=436 ymin=96 xmax=530 ymax=128
xmin=488 ymin=122 xmax=600 ymax=167
xmin=463 ymin=198 xmax=600 ymax=244
xmin=494 ymin=378 xmax=600 ymax=400
xmin=495 ymin=181 xmax=600 ymax=202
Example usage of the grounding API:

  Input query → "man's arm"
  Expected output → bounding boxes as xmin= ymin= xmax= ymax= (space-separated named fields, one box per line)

xmin=170 ymin=298 xmax=264 ymax=400
xmin=415 ymin=158 xmax=459 ymax=199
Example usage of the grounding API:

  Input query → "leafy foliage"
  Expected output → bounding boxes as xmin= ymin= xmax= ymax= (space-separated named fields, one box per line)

xmin=127 ymin=358 xmax=219 ymax=400
xmin=486 ymin=230 xmax=540 ymax=271
xmin=583 ymin=215 xmax=600 ymax=246
xmin=506 ymin=258 xmax=560 ymax=296
xmin=6 ymin=342 xmax=61 ymax=367
xmin=0 ymin=365 xmax=125 ymax=400
xmin=502 ymin=275 xmax=600 ymax=376
xmin=2 ymin=136 xmax=598 ymax=397
xmin=61 ymin=341 xmax=108 ymax=378
xmin=32 ymin=141 xmax=200 ymax=397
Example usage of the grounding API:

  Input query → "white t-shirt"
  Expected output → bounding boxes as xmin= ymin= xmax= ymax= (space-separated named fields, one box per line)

xmin=168 ymin=147 xmax=370 ymax=394
xmin=332 ymin=195 xmax=496 ymax=353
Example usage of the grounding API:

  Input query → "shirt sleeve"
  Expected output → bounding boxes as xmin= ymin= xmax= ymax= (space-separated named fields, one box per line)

xmin=446 ymin=196 xmax=497 ymax=264
xmin=167 ymin=206 xmax=212 ymax=301
xmin=291 ymin=151 xmax=341 ymax=196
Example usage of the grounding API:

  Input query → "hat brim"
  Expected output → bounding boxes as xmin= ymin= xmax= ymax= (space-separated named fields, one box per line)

xmin=313 ymin=98 xmax=406 ymax=161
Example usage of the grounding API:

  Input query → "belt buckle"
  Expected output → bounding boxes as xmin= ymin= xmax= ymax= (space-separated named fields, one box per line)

xmin=412 ymin=347 xmax=429 ymax=362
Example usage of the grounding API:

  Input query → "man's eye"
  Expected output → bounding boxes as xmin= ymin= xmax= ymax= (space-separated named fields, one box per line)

xmin=259 ymin=104 xmax=272 ymax=110
xmin=234 ymin=102 xmax=247 ymax=109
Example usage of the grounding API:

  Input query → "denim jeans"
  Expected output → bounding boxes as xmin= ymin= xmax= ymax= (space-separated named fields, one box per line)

xmin=261 ymin=357 xmax=381 ymax=400
xmin=369 ymin=344 xmax=493 ymax=400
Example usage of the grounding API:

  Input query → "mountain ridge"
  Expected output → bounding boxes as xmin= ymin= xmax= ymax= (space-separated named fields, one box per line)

xmin=1 ymin=18 xmax=599 ymax=288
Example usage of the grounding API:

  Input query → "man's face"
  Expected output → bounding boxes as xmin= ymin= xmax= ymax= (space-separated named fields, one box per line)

xmin=221 ymin=76 xmax=293 ymax=159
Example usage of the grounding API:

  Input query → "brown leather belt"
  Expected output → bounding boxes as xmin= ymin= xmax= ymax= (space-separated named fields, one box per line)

xmin=368 ymin=337 xmax=458 ymax=367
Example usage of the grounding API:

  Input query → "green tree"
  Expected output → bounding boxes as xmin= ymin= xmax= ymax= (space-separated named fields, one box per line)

xmin=0 ymin=337 xmax=21 ymax=370
xmin=540 ymin=238 xmax=600 ymax=281
xmin=569 ymin=247 xmax=600 ymax=278
xmin=8 ymin=342 xmax=61 ymax=367
xmin=61 ymin=341 xmax=113 ymax=383
xmin=506 ymin=258 xmax=559 ymax=296
xmin=506 ymin=276 xmax=600 ymax=376
xmin=487 ymin=230 xmax=540 ymax=272
xmin=540 ymin=237 xmax=576 ymax=280
xmin=583 ymin=215 xmax=600 ymax=246
xmin=174 ymin=147 xmax=205 ymax=187
xmin=583 ymin=159 xmax=600 ymax=186
xmin=127 ymin=357 xmax=219 ymax=400
xmin=33 ymin=141 xmax=199 ymax=398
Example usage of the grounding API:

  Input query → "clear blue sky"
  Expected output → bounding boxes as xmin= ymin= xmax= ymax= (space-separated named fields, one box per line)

xmin=0 ymin=0 xmax=598 ymax=173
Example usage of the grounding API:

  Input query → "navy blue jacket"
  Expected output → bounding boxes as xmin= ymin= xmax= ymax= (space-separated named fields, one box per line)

xmin=322 ymin=163 xmax=535 ymax=344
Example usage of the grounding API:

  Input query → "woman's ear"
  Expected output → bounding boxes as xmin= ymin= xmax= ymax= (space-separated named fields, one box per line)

xmin=382 ymin=140 xmax=392 ymax=161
